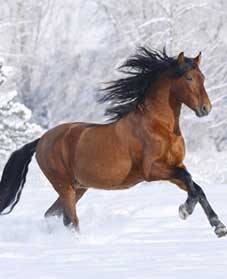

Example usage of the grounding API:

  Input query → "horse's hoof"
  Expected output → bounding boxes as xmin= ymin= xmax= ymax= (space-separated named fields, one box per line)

xmin=179 ymin=204 xmax=189 ymax=220
xmin=215 ymin=225 xmax=227 ymax=238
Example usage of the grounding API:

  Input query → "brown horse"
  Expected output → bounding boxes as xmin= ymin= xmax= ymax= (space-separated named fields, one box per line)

xmin=0 ymin=48 xmax=226 ymax=237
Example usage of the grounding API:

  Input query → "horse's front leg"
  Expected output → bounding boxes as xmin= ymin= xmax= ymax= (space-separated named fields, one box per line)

xmin=174 ymin=167 xmax=227 ymax=238
xmin=194 ymin=182 xmax=227 ymax=237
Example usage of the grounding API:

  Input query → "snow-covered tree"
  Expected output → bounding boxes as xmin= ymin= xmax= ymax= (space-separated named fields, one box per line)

xmin=0 ymin=62 xmax=42 ymax=159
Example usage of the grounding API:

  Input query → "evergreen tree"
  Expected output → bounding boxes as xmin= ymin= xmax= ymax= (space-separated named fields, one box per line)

xmin=0 ymin=62 xmax=42 ymax=159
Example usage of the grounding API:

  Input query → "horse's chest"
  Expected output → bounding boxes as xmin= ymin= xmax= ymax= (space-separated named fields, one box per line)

xmin=167 ymin=135 xmax=185 ymax=165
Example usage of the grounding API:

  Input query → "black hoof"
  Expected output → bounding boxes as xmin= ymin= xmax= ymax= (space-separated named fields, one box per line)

xmin=215 ymin=225 xmax=227 ymax=238
xmin=179 ymin=204 xmax=190 ymax=220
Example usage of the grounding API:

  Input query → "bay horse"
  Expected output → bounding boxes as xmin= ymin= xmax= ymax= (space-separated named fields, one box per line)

xmin=0 ymin=48 xmax=226 ymax=237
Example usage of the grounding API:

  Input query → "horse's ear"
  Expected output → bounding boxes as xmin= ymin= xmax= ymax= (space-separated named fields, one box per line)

xmin=177 ymin=52 xmax=184 ymax=64
xmin=194 ymin=52 xmax=202 ymax=65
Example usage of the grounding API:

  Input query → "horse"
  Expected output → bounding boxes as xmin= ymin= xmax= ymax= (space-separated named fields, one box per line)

xmin=0 ymin=48 xmax=226 ymax=237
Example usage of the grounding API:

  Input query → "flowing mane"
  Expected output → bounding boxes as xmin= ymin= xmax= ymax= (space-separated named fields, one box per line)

xmin=99 ymin=47 xmax=197 ymax=121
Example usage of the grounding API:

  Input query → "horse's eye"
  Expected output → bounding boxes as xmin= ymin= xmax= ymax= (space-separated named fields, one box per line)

xmin=186 ymin=76 xmax=192 ymax=81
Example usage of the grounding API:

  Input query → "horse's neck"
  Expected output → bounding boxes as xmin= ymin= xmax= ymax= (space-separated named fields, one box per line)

xmin=143 ymin=84 xmax=182 ymax=135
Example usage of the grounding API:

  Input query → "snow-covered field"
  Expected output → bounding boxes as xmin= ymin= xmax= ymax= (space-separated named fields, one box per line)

xmin=0 ymin=152 xmax=227 ymax=279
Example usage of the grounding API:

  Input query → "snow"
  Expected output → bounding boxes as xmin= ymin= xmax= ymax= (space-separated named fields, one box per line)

xmin=1 ymin=2 xmax=227 ymax=278
xmin=0 ymin=151 xmax=227 ymax=279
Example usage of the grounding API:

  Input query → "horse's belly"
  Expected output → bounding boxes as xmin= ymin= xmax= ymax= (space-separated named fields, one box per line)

xmin=74 ymin=155 xmax=132 ymax=189
xmin=73 ymin=134 xmax=132 ymax=189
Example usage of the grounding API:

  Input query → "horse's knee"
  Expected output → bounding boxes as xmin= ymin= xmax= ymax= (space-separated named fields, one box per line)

xmin=194 ymin=183 xmax=205 ymax=198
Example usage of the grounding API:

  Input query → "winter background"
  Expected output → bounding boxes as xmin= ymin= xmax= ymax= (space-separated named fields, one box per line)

xmin=0 ymin=0 xmax=227 ymax=278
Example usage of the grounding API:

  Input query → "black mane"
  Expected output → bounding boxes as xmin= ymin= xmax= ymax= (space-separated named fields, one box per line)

xmin=98 ymin=47 xmax=197 ymax=121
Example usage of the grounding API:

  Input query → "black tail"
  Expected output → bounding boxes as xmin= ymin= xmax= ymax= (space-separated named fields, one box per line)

xmin=0 ymin=138 xmax=40 ymax=215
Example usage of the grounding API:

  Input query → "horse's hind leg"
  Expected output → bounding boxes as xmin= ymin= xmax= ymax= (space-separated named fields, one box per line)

xmin=45 ymin=198 xmax=63 ymax=218
xmin=45 ymin=188 xmax=87 ymax=218
xmin=61 ymin=188 xmax=87 ymax=231
xmin=44 ymin=180 xmax=87 ymax=232
xmin=56 ymin=185 xmax=79 ymax=230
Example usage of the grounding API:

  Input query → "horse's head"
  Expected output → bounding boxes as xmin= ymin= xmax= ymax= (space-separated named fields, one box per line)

xmin=171 ymin=52 xmax=211 ymax=117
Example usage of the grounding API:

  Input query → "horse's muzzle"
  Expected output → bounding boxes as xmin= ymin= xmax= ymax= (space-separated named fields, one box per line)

xmin=195 ymin=104 xmax=212 ymax=117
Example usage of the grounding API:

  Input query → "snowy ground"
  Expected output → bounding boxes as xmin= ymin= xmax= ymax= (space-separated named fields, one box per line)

xmin=0 ymin=152 xmax=227 ymax=279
